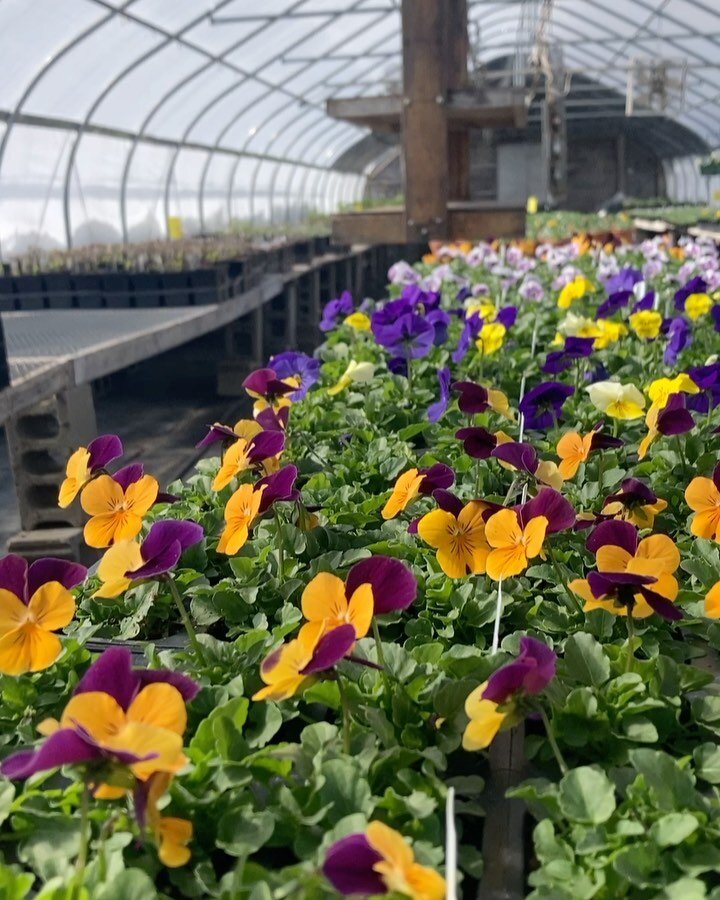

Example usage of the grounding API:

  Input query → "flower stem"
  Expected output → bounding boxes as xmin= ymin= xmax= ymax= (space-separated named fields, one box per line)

xmin=539 ymin=706 xmax=568 ymax=775
xmin=548 ymin=545 xmax=583 ymax=615
xmin=371 ymin=618 xmax=393 ymax=699
xmin=674 ymin=434 xmax=688 ymax=478
xmin=625 ymin=613 xmax=635 ymax=673
xmin=406 ymin=361 xmax=413 ymax=395
xmin=72 ymin=782 xmax=91 ymax=899
xmin=167 ymin=575 xmax=208 ymax=667
xmin=336 ymin=673 xmax=351 ymax=754
xmin=273 ymin=505 xmax=286 ymax=582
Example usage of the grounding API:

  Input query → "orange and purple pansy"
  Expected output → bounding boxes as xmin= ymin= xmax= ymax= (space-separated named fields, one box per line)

xmin=211 ymin=430 xmax=285 ymax=491
xmin=242 ymin=367 xmax=297 ymax=416
xmin=323 ymin=820 xmax=446 ymax=899
xmin=463 ymin=637 xmax=556 ymax=750
xmin=0 ymin=648 xmax=198 ymax=782
xmin=0 ymin=554 xmax=86 ymax=675
xmin=58 ymin=433 xmax=123 ymax=508
xmin=685 ymin=462 xmax=720 ymax=541
xmin=94 ymin=519 xmax=204 ymax=598
xmin=381 ymin=463 xmax=454 ymax=520
xmin=602 ymin=477 xmax=667 ymax=529
xmin=491 ymin=440 xmax=564 ymax=490
xmin=417 ymin=492 xmax=495 ymax=578
xmin=556 ymin=423 xmax=623 ymax=479
xmin=81 ymin=464 xmax=160 ymax=548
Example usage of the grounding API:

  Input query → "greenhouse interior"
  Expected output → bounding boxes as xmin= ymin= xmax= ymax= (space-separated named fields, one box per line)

xmin=1 ymin=1 xmax=720 ymax=897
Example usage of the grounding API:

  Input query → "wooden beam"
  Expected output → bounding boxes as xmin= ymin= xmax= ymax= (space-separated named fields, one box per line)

xmin=332 ymin=204 xmax=525 ymax=244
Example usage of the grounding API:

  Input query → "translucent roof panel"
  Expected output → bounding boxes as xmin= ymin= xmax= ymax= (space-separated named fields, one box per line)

xmin=0 ymin=0 xmax=717 ymax=250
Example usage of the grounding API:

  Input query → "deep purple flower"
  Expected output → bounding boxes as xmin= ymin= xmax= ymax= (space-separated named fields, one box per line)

xmin=126 ymin=520 xmax=204 ymax=580
xmin=417 ymin=464 xmax=454 ymax=494
xmin=196 ymin=423 xmax=241 ymax=450
xmin=381 ymin=313 xmax=435 ymax=360
xmin=0 ymin=648 xmax=199 ymax=780
xmin=453 ymin=380 xmax=490 ymax=414
xmin=320 ymin=290 xmax=354 ymax=331
xmin=604 ymin=477 xmax=658 ymax=513
xmin=452 ymin=312 xmax=483 ymax=364
xmin=657 ymin=393 xmax=694 ymax=436
xmin=456 ymin=426 xmax=497 ymax=459
xmin=86 ymin=434 xmax=123 ymax=472
xmin=597 ymin=290 xmax=632 ymax=319
xmin=402 ymin=284 xmax=441 ymax=311
xmin=268 ymin=351 xmax=321 ymax=400
xmin=345 ymin=555 xmax=417 ymax=614
xmin=663 ymin=317 xmax=693 ymax=366
xmin=587 ymin=570 xmax=682 ymax=621
xmin=632 ymin=292 xmax=655 ymax=313
xmin=543 ymin=337 xmax=594 ymax=375
xmin=256 ymin=465 xmax=300 ymax=513
xmin=255 ymin=406 xmax=289 ymax=432
xmin=323 ymin=833 xmax=385 ymax=896
xmin=713 ymin=304 xmax=720 ymax=332
xmin=387 ymin=356 xmax=408 ymax=378
xmin=428 ymin=367 xmax=451 ymax=423
xmin=483 ymin=637 xmax=556 ymax=703
xmin=519 ymin=382 xmax=574 ymax=430
xmin=370 ymin=297 xmax=414 ymax=345
xmin=426 ymin=308 xmax=451 ymax=345
xmin=492 ymin=441 xmax=539 ymax=475
xmin=518 ymin=487 xmax=576 ymax=533
xmin=496 ymin=306 xmax=518 ymax=329
xmin=243 ymin=368 xmax=295 ymax=401
xmin=605 ymin=267 xmax=642 ymax=295
xmin=301 ymin=625 xmax=357 ymax=674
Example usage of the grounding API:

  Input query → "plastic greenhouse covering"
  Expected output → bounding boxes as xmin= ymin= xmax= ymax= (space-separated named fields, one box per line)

xmin=0 ymin=0 xmax=719 ymax=254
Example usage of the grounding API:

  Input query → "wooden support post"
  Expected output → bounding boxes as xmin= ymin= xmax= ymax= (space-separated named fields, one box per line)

xmin=401 ymin=0 xmax=450 ymax=242
xmin=285 ymin=283 xmax=298 ymax=349
xmin=446 ymin=0 xmax=471 ymax=202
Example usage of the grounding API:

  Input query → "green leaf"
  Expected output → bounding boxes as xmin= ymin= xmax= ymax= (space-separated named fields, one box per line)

xmin=629 ymin=749 xmax=698 ymax=811
xmin=612 ymin=842 xmax=662 ymax=888
xmin=694 ymin=743 xmax=720 ymax=783
xmin=650 ymin=812 xmax=699 ymax=847
xmin=558 ymin=767 xmax=616 ymax=825
xmin=95 ymin=870 xmax=159 ymax=900
xmin=318 ymin=759 xmax=374 ymax=825
xmin=655 ymin=878 xmax=708 ymax=900
xmin=216 ymin=810 xmax=275 ymax=857
xmin=563 ymin=633 xmax=610 ymax=686
xmin=0 ymin=864 xmax=33 ymax=900
xmin=0 ymin=782 xmax=15 ymax=827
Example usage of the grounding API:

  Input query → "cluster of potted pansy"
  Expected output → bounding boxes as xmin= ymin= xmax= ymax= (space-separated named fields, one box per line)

xmin=1 ymin=231 xmax=720 ymax=898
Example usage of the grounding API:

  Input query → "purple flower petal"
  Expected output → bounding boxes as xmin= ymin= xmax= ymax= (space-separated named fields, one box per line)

xmin=588 ymin=570 xmax=656 ymax=599
xmin=518 ymin=488 xmax=576 ymax=533
xmin=248 ymin=430 xmax=285 ymax=462
xmin=0 ymin=730 xmax=100 ymax=779
xmin=418 ymin=463 xmax=454 ymax=494
xmin=427 ymin=367 xmax=451 ymax=423
xmin=483 ymin=637 xmax=556 ymax=703
xmin=196 ymin=423 xmax=239 ymax=450
xmin=130 ymin=541 xmax=183 ymax=580
xmin=87 ymin=434 xmax=123 ymax=471
xmin=323 ymin=833 xmax=385 ymax=896
xmin=492 ymin=441 xmax=538 ymax=474
xmin=433 ymin=489 xmax=465 ymax=518
xmin=586 ymin=520 xmax=638 ymax=556
xmin=597 ymin=290 xmax=632 ymax=319
xmin=27 ymin=558 xmax=87 ymax=597
xmin=639 ymin=587 xmax=683 ymax=621
xmin=0 ymin=554 xmax=28 ymax=602
xmin=255 ymin=407 xmax=289 ymax=432
xmin=113 ymin=464 xmax=144 ymax=491
xmin=452 ymin=381 xmax=490 ymax=415
xmin=605 ymin=478 xmax=657 ymax=508
xmin=302 ymin=624 xmax=356 ymax=674
xmin=496 ymin=306 xmax=518 ymax=329
xmin=657 ymin=394 xmax=694 ymax=436
xmin=456 ymin=426 xmax=497 ymax=459
xmin=143 ymin=520 xmax=204 ymax=559
xmin=346 ymin=556 xmax=417 ymax=615
xmin=675 ymin=275 xmax=707 ymax=311
xmin=256 ymin=465 xmax=300 ymax=513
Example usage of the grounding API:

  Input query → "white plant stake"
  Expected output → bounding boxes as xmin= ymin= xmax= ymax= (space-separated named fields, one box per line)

xmin=445 ymin=786 xmax=458 ymax=900
xmin=489 ymin=308 xmax=541 ymax=653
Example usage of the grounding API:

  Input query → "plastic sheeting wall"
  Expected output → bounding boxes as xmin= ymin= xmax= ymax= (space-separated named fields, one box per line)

xmin=663 ymin=157 xmax=720 ymax=205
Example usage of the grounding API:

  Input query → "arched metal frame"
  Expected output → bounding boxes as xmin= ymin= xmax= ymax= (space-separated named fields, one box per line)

xmin=1 ymin=0 xmax=719 ymax=254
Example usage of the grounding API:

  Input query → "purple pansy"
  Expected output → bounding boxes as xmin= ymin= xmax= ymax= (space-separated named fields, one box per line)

xmin=663 ymin=317 xmax=692 ymax=366
xmin=482 ymin=637 xmax=556 ymax=703
xmin=519 ymin=382 xmax=574 ymax=431
xmin=597 ymin=290 xmax=632 ymax=319
xmin=605 ymin=267 xmax=642 ymax=295
xmin=256 ymin=465 xmax=300 ymax=513
xmin=453 ymin=380 xmax=490 ymax=415
xmin=320 ymin=291 xmax=354 ymax=331
xmin=417 ymin=463 xmax=454 ymax=494
xmin=243 ymin=368 xmax=296 ymax=401
xmin=323 ymin=833 xmax=385 ymax=896
xmin=268 ymin=351 xmax=321 ymax=400
xmin=0 ymin=554 xmax=87 ymax=604
xmin=86 ymin=434 xmax=123 ymax=472
xmin=518 ymin=487 xmax=576 ymax=533
xmin=632 ymin=291 xmax=655 ymax=312
xmin=543 ymin=337 xmax=594 ymax=375
xmin=427 ymin=367 xmax=452 ymax=423
xmin=656 ymin=393 xmax=694 ymax=437
xmin=492 ymin=441 xmax=539 ymax=475
xmin=426 ymin=308 xmax=451 ymax=345
xmin=345 ymin=555 xmax=418 ymax=614
xmin=370 ymin=297 xmax=414 ymax=345
xmin=496 ymin=306 xmax=518 ymax=329
xmin=452 ymin=312 xmax=483 ymax=364
xmin=381 ymin=313 xmax=435 ymax=360
xmin=456 ymin=426 xmax=497 ymax=459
